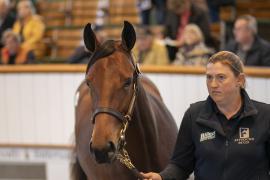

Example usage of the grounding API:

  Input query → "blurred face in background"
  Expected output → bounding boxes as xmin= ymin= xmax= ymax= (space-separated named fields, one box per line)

xmin=183 ymin=25 xmax=203 ymax=45
xmin=4 ymin=35 xmax=20 ymax=54
xmin=0 ymin=0 xmax=9 ymax=18
xmin=17 ymin=0 xmax=33 ymax=19
xmin=137 ymin=34 xmax=153 ymax=52
xmin=233 ymin=19 xmax=254 ymax=44
xmin=183 ymin=29 xmax=200 ymax=45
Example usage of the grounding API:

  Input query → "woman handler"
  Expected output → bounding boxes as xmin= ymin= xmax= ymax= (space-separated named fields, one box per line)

xmin=141 ymin=51 xmax=270 ymax=180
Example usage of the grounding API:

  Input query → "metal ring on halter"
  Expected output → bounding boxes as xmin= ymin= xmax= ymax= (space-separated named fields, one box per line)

xmin=124 ymin=114 xmax=131 ymax=122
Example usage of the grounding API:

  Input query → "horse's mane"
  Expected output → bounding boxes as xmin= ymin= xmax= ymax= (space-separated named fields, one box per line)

xmin=86 ymin=40 xmax=116 ymax=73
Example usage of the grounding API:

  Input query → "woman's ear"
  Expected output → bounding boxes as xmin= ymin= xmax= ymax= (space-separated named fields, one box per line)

xmin=238 ymin=73 xmax=246 ymax=88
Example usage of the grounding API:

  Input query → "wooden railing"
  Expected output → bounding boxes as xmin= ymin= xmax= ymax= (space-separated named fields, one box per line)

xmin=1 ymin=65 xmax=270 ymax=77
xmin=0 ymin=143 xmax=72 ymax=149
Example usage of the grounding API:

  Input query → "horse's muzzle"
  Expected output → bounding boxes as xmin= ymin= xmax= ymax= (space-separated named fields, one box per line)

xmin=89 ymin=141 xmax=116 ymax=163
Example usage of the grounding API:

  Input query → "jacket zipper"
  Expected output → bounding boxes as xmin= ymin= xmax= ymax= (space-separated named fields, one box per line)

xmin=223 ymin=139 xmax=229 ymax=180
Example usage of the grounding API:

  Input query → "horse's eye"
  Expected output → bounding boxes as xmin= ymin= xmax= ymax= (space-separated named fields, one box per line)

xmin=123 ymin=78 xmax=132 ymax=88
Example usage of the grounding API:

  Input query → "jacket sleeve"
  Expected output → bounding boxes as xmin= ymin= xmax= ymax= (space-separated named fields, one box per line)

xmin=23 ymin=17 xmax=45 ymax=46
xmin=160 ymin=108 xmax=195 ymax=180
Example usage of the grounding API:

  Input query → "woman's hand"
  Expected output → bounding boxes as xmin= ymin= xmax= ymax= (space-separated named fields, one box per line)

xmin=140 ymin=172 xmax=162 ymax=180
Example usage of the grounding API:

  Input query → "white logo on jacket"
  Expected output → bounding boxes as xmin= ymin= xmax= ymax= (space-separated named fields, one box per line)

xmin=200 ymin=131 xmax=216 ymax=142
xmin=234 ymin=127 xmax=254 ymax=144
xmin=240 ymin=127 xmax=249 ymax=138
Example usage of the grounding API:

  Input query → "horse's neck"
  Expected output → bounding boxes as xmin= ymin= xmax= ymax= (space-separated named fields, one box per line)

xmin=135 ymin=81 xmax=159 ymax=144
xmin=126 ymin=79 xmax=161 ymax=171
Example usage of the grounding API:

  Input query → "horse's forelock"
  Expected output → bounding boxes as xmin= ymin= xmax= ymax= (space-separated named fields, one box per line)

xmin=86 ymin=40 xmax=117 ymax=73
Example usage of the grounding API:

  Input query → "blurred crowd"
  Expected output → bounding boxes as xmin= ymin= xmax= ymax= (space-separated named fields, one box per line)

xmin=1 ymin=0 xmax=270 ymax=67
xmin=0 ymin=0 xmax=45 ymax=64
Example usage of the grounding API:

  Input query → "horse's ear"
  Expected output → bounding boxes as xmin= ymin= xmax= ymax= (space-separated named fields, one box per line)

xmin=121 ymin=21 xmax=136 ymax=51
xmin=83 ymin=23 xmax=100 ymax=53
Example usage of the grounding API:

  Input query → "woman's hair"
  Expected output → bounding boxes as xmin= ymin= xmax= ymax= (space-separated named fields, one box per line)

xmin=184 ymin=24 xmax=204 ymax=43
xmin=208 ymin=51 xmax=246 ymax=87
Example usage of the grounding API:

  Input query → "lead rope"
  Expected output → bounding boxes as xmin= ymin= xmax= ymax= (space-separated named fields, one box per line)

xmin=116 ymin=148 xmax=144 ymax=179
xmin=116 ymin=118 xmax=144 ymax=179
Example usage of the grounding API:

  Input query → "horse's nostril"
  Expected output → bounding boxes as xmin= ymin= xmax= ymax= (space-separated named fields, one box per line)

xmin=89 ymin=141 xmax=116 ymax=163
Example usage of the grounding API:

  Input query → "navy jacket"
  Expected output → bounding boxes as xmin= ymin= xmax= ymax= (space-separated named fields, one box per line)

xmin=160 ymin=90 xmax=270 ymax=180
xmin=225 ymin=36 xmax=270 ymax=66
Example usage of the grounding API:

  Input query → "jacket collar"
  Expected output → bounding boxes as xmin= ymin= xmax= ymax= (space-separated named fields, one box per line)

xmin=196 ymin=89 xmax=258 ymax=136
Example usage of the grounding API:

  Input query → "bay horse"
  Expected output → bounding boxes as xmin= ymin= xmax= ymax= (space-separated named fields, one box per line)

xmin=72 ymin=21 xmax=178 ymax=180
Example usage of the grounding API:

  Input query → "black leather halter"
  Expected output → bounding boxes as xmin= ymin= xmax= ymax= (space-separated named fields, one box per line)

xmin=87 ymin=52 xmax=143 ymax=179
xmin=90 ymin=62 xmax=140 ymax=126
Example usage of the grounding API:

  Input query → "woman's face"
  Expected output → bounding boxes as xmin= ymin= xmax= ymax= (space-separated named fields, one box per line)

xmin=183 ymin=30 xmax=199 ymax=45
xmin=5 ymin=37 xmax=19 ymax=54
xmin=206 ymin=62 xmax=242 ymax=105
xmin=137 ymin=35 xmax=153 ymax=52
xmin=17 ymin=1 xmax=32 ymax=19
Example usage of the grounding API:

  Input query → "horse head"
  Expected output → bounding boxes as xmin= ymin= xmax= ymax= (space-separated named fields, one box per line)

xmin=84 ymin=21 xmax=140 ymax=164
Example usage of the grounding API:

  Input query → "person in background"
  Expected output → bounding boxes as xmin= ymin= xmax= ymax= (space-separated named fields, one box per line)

xmin=164 ymin=0 xmax=214 ymax=61
xmin=141 ymin=51 xmax=270 ymax=180
xmin=152 ymin=0 xmax=167 ymax=24
xmin=173 ymin=24 xmax=214 ymax=66
xmin=133 ymin=26 xmax=169 ymax=65
xmin=12 ymin=0 xmax=45 ymax=59
xmin=68 ymin=26 xmax=108 ymax=64
xmin=1 ymin=29 xmax=34 ymax=64
xmin=95 ymin=0 xmax=109 ymax=27
xmin=137 ymin=0 xmax=152 ymax=25
xmin=225 ymin=15 xmax=270 ymax=66
xmin=0 ymin=0 xmax=16 ymax=48
xmin=137 ymin=0 xmax=167 ymax=25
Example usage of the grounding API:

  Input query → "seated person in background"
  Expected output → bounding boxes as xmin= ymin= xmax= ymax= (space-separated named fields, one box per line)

xmin=133 ymin=26 xmax=169 ymax=65
xmin=164 ymin=0 xmax=214 ymax=61
xmin=1 ymin=30 xmax=35 ymax=64
xmin=68 ymin=26 xmax=107 ymax=64
xmin=225 ymin=15 xmax=270 ymax=66
xmin=68 ymin=40 xmax=91 ymax=64
xmin=12 ymin=0 xmax=45 ymax=59
xmin=0 ymin=0 xmax=16 ymax=48
xmin=173 ymin=24 xmax=214 ymax=66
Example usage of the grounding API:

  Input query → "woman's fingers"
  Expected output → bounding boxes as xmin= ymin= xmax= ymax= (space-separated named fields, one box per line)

xmin=139 ymin=172 xmax=161 ymax=180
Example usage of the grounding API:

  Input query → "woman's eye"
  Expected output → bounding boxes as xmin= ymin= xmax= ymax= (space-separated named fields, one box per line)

xmin=217 ymin=75 xmax=226 ymax=81
xmin=206 ymin=75 xmax=212 ymax=81
xmin=123 ymin=78 xmax=132 ymax=88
